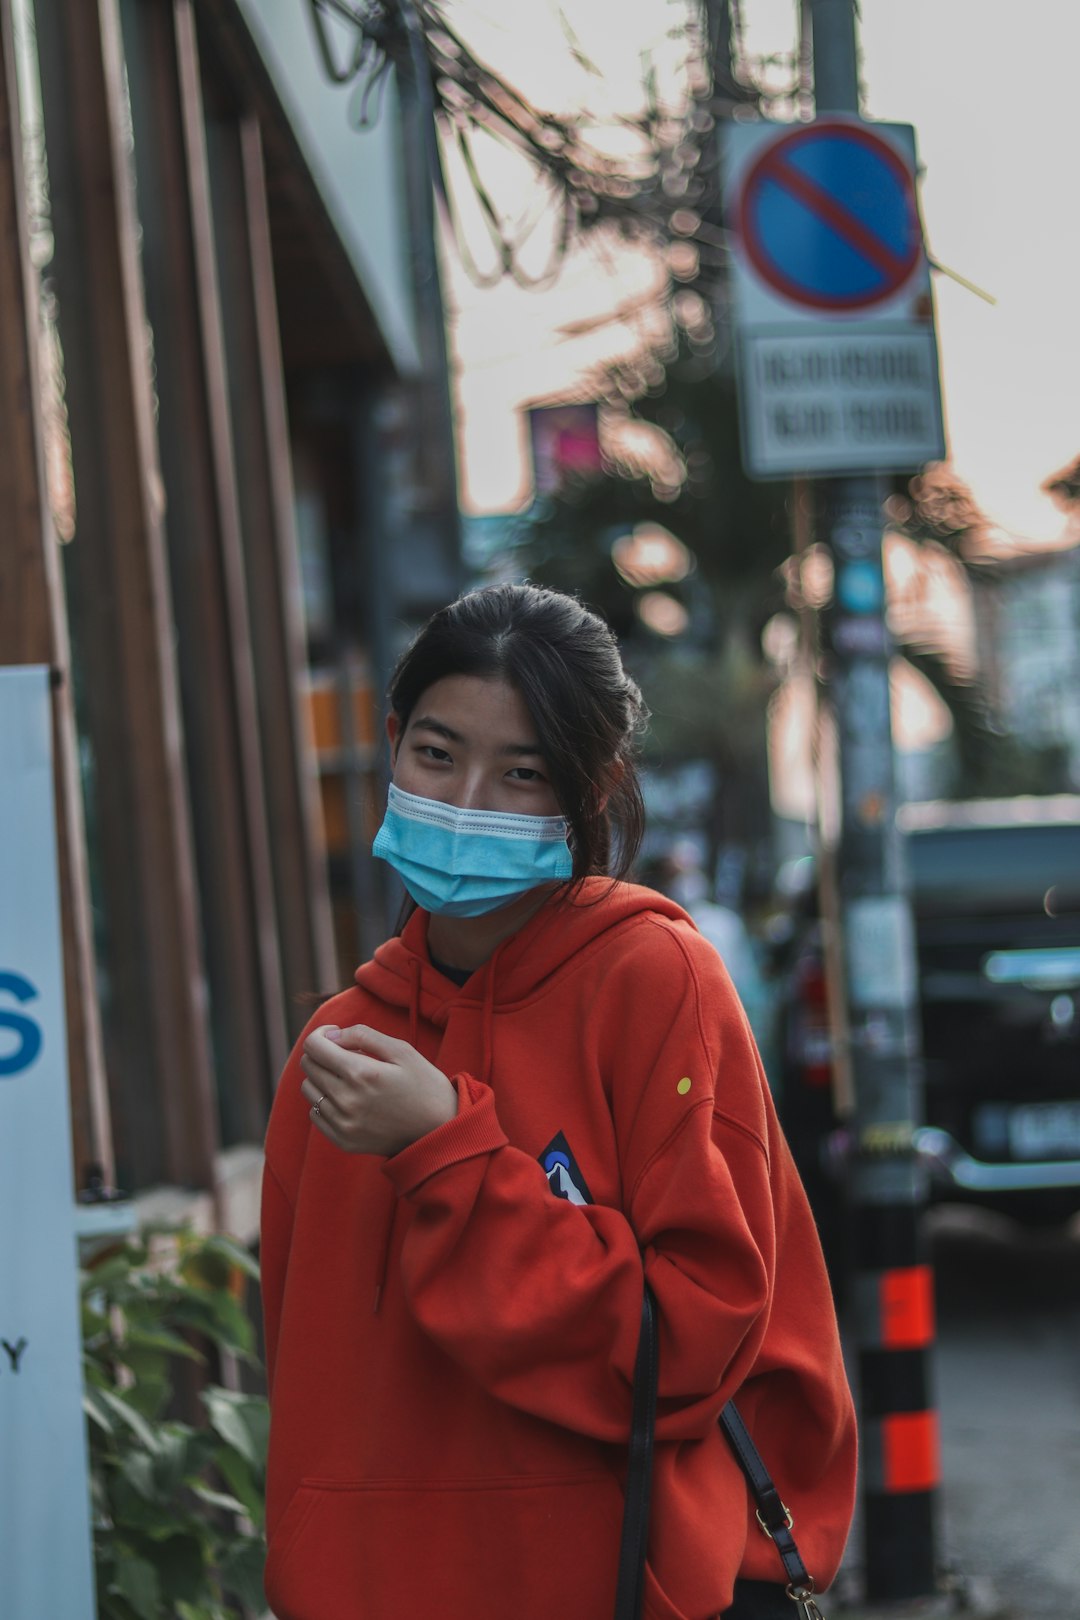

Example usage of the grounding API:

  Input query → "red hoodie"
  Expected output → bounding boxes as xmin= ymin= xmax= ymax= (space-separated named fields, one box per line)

xmin=261 ymin=880 xmax=856 ymax=1620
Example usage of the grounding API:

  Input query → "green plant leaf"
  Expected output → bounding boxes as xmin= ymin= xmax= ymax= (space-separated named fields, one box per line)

xmin=84 ymin=1251 xmax=146 ymax=1294
xmin=152 ymin=1531 xmax=211 ymax=1605
xmin=123 ymin=1322 xmax=203 ymax=1359
xmin=99 ymin=1589 xmax=141 ymax=1620
xmin=219 ymin=1536 xmax=268 ymax=1613
xmin=89 ymin=1464 xmax=113 ymax=1526
xmin=151 ymin=1424 xmax=197 ymax=1499
xmin=84 ymin=1345 xmax=117 ymax=1384
xmin=204 ymin=1386 xmax=268 ymax=1464
xmin=213 ymin=1447 xmax=264 ymax=1529
xmin=116 ymin=1364 xmax=171 ymax=1422
xmin=117 ymin=1450 xmax=157 ymax=1502
xmin=109 ymin=1553 xmax=161 ymax=1620
xmin=233 ymin=1391 xmax=269 ymax=1459
xmin=97 ymin=1387 xmax=161 ymax=1454
xmin=190 ymin=1481 xmax=249 ymax=1516
xmin=184 ymin=1232 xmax=261 ymax=1285
xmin=201 ymin=1387 xmax=265 ymax=1471
xmin=111 ymin=1479 xmax=177 ymax=1536
xmin=82 ymin=1297 xmax=109 ymax=1335
xmin=178 ymin=1425 xmax=219 ymax=1482
xmin=173 ymin=1288 xmax=255 ymax=1356
xmin=84 ymin=1388 xmax=115 ymax=1434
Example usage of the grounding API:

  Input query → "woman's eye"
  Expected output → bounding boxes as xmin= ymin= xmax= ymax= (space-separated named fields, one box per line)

xmin=419 ymin=745 xmax=452 ymax=763
xmin=508 ymin=766 xmax=543 ymax=782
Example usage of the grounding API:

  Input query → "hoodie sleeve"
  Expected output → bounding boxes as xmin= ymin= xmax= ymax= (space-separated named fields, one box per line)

xmin=381 ymin=920 xmax=807 ymax=1445
xmin=260 ymin=989 xmax=364 ymax=1396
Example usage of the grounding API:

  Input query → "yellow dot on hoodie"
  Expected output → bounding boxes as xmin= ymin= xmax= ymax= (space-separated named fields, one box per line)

xmin=677 ymin=1077 xmax=692 ymax=1096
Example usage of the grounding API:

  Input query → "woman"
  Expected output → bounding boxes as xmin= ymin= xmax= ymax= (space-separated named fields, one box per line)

xmin=260 ymin=584 xmax=856 ymax=1620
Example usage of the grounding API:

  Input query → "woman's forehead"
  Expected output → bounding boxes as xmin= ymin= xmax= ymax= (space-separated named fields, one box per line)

xmin=408 ymin=675 xmax=539 ymax=746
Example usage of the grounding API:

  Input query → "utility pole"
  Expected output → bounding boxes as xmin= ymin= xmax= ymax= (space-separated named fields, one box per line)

xmin=808 ymin=0 xmax=940 ymax=1603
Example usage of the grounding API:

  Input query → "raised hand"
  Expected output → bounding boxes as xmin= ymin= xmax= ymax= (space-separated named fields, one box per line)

xmin=300 ymin=1024 xmax=458 ymax=1157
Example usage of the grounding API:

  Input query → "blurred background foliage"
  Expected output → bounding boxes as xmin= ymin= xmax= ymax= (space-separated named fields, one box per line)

xmin=314 ymin=0 xmax=1073 ymax=831
xmin=503 ymin=331 xmax=1069 ymax=826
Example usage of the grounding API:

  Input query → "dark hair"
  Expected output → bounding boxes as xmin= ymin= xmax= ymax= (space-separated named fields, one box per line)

xmin=388 ymin=584 xmax=648 ymax=880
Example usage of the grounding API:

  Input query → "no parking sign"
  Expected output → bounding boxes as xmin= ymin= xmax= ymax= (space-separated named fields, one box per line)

xmin=723 ymin=117 xmax=945 ymax=479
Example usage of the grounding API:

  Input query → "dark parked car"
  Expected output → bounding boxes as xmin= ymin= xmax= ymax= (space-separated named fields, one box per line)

xmin=772 ymin=798 xmax=1080 ymax=1269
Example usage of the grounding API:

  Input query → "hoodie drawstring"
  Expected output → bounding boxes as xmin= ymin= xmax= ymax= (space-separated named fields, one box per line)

xmin=408 ymin=955 xmax=421 ymax=1047
xmin=372 ymin=955 xmax=425 ymax=1314
xmin=479 ymin=938 xmax=509 ymax=1088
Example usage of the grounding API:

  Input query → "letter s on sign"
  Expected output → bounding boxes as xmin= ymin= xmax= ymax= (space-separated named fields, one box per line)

xmin=0 ymin=972 xmax=43 ymax=1077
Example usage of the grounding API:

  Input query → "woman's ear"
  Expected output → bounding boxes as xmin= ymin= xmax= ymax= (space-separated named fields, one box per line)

xmin=386 ymin=711 xmax=401 ymax=765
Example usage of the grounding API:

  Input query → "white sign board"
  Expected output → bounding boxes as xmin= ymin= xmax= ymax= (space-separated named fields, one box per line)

xmin=0 ymin=667 xmax=96 ymax=1619
xmin=723 ymin=117 xmax=946 ymax=479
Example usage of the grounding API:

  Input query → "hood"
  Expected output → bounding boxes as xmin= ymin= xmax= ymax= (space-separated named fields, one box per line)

xmin=354 ymin=878 xmax=689 ymax=1023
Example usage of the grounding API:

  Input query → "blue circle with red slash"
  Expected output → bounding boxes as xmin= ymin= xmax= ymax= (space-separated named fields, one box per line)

xmin=738 ymin=121 xmax=921 ymax=311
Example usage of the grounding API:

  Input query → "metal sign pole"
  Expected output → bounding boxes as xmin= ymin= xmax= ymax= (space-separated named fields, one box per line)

xmin=808 ymin=0 xmax=939 ymax=1602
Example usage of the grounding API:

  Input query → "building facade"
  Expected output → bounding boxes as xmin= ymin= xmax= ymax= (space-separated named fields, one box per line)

xmin=973 ymin=542 xmax=1080 ymax=789
xmin=0 ymin=0 xmax=460 ymax=1235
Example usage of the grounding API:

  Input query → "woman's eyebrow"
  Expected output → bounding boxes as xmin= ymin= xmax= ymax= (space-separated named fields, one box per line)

xmin=410 ymin=715 xmax=463 ymax=744
xmin=410 ymin=715 xmax=542 ymax=757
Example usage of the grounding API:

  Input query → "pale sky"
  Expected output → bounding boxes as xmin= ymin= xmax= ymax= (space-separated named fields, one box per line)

xmin=445 ymin=0 xmax=1080 ymax=543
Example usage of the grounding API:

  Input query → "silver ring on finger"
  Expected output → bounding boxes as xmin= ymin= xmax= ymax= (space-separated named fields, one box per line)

xmin=312 ymin=1094 xmax=326 ymax=1120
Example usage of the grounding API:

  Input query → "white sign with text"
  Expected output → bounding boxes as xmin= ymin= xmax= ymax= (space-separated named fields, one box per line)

xmin=0 ymin=667 xmax=95 ymax=1618
xmin=723 ymin=117 xmax=946 ymax=478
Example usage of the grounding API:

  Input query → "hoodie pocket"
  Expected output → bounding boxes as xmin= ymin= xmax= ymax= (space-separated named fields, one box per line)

xmin=644 ymin=1561 xmax=693 ymax=1620
xmin=264 ymin=1471 xmax=625 ymax=1620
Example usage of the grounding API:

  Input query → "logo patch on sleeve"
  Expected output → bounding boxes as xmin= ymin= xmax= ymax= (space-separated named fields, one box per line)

xmin=539 ymin=1131 xmax=594 ymax=1207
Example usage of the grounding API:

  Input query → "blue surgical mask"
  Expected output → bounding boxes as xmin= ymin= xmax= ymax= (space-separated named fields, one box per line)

xmin=372 ymin=783 xmax=573 ymax=917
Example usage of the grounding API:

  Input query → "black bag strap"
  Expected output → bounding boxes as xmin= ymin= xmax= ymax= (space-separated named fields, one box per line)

xmin=617 ymin=1282 xmax=824 ymax=1620
xmin=718 ymin=1402 xmax=813 ymax=1593
xmin=613 ymin=1284 xmax=659 ymax=1620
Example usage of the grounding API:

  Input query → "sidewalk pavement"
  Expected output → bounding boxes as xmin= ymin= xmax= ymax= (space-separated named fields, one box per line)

xmin=827 ymin=1567 xmax=1012 ymax=1620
